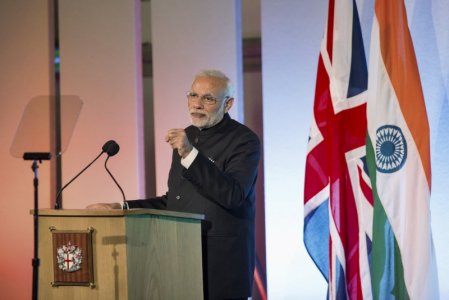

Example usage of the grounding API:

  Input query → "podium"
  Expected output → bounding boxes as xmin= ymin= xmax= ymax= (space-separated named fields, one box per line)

xmin=35 ymin=209 xmax=204 ymax=299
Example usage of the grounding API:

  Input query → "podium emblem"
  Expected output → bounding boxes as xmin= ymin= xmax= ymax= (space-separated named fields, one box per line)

xmin=50 ymin=227 xmax=95 ymax=287
xmin=56 ymin=242 xmax=82 ymax=272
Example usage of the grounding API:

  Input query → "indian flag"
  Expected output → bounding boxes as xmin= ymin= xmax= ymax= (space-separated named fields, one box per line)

xmin=366 ymin=0 xmax=440 ymax=299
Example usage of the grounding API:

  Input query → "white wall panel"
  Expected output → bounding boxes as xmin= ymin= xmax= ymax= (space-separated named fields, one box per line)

xmin=0 ymin=1 xmax=52 ymax=298
xmin=261 ymin=1 xmax=328 ymax=298
xmin=151 ymin=0 xmax=243 ymax=194
xmin=58 ymin=0 xmax=144 ymax=207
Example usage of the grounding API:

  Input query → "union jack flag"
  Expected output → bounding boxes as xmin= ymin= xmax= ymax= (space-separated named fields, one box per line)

xmin=303 ymin=0 xmax=373 ymax=299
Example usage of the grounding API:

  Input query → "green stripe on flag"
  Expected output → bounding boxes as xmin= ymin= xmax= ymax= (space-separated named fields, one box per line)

xmin=366 ymin=134 xmax=409 ymax=300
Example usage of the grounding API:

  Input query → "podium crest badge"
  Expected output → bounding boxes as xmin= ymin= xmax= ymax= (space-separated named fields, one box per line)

xmin=50 ymin=227 xmax=95 ymax=287
xmin=56 ymin=242 xmax=82 ymax=272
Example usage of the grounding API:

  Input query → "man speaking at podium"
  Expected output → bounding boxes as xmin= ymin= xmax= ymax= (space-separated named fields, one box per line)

xmin=88 ymin=70 xmax=260 ymax=300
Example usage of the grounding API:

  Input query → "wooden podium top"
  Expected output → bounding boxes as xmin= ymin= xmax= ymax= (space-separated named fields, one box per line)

xmin=33 ymin=208 xmax=205 ymax=220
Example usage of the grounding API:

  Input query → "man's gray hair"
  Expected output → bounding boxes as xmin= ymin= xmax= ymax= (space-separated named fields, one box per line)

xmin=194 ymin=69 xmax=234 ymax=98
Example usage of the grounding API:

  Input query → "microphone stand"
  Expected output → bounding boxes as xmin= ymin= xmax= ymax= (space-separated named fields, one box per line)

xmin=54 ymin=140 xmax=119 ymax=209
xmin=23 ymin=152 xmax=51 ymax=300
xmin=54 ymin=151 xmax=104 ymax=209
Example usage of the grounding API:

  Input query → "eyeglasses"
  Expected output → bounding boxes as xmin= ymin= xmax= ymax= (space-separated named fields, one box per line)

xmin=186 ymin=91 xmax=226 ymax=105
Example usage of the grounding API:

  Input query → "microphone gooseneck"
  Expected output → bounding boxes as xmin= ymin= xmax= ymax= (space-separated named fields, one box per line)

xmin=54 ymin=140 xmax=119 ymax=209
xmin=104 ymin=153 xmax=126 ymax=203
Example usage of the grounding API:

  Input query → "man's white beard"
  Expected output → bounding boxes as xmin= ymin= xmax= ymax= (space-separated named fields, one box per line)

xmin=190 ymin=109 xmax=225 ymax=129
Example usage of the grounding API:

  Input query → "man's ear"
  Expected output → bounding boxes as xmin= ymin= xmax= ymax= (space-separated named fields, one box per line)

xmin=224 ymin=97 xmax=234 ymax=113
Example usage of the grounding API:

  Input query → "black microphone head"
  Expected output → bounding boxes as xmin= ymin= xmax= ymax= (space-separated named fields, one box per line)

xmin=102 ymin=140 xmax=120 ymax=156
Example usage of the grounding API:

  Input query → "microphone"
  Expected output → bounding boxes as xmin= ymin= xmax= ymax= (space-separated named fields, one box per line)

xmin=54 ymin=140 xmax=118 ymax=209
xmin=102 ymin=140 xmax=120 ymax=156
